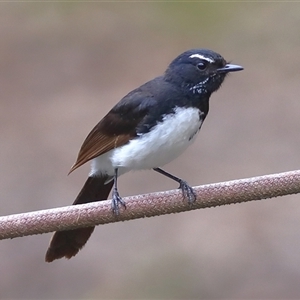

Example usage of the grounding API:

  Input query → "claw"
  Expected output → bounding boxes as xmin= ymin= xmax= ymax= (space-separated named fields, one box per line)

xmin=111 ymin=188 xmax=126 ymax=215
xmin=178 ymin=180 xmax=196 ymax=205
xmin=152 ymin=168 xmax=196 ymax=206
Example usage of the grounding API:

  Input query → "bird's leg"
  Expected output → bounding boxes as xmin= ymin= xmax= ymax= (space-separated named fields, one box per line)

xmin=111 ymin=168 xmax=126 ymax=215
xmin=153 ymin=167 xmax=196 ymax=205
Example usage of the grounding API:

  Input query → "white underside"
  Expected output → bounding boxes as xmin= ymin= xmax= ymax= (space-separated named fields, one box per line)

xmin=90 ymin=106 xmax=203 ymax=177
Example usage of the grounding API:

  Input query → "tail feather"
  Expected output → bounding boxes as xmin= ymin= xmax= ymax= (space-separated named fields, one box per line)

xmin=45 ymin=175 xmax=113 ymax=262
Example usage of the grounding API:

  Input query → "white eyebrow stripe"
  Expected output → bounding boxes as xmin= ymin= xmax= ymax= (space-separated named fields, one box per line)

xmin=189 ymin=54 xmax=214 ymax=63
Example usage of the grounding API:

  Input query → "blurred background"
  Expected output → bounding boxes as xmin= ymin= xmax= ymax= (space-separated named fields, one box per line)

xmin=1 ymin=2 xmax=300 ymax=299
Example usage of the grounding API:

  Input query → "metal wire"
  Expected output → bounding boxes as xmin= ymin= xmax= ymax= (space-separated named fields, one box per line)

xmin=0 ymin=169 xmax=300 ymax=240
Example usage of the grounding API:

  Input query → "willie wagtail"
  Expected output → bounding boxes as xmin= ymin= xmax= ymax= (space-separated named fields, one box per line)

xmin=45 ymin=48 xmax=243 ymax=262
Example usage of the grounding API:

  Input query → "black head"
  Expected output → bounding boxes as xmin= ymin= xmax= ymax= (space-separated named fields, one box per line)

xmin=164 ymin=48 xmax=243 ymax=95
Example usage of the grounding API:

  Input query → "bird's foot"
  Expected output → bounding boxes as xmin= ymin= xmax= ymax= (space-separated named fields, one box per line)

xmin=111 ymin=188 xmax=126 ymax=215
xmin=178 ymin=180 xmax=196 ymax=205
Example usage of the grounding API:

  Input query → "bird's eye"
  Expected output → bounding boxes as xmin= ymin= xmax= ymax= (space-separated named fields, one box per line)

xmin=197 ymin=61 xmax=208 ymax=71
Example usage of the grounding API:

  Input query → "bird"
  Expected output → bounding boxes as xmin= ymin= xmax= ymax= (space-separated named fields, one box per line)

xmin=45 ymin=48 xmax=243 ymax=262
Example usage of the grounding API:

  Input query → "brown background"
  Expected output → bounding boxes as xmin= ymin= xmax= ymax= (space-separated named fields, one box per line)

xmin=1 ymin=2 xmax=300 ymax=299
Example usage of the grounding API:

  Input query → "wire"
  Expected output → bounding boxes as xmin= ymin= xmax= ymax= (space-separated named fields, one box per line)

xmin=1 ymin=169 xmax=300 ymax=240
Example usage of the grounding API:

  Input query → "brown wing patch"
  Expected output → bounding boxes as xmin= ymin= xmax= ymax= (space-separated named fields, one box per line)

xmin=69 ymin=130 xmax=132 ymax=174
xmin=68 ymin=110 xmax=141 ymax=174
xmin=68 ymin=91 xmax=155 ymax=174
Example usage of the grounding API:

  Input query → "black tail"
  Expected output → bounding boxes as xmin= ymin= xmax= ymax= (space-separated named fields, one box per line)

xmin=45 ymin=175 xmax=113 ymax=262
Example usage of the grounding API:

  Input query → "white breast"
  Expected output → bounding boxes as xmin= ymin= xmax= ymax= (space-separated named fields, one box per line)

xmin=91 ymin=106 xmax=203 ymax=176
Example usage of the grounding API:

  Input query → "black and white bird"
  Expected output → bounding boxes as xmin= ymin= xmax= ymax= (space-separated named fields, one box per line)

xmin=45 ymin=48 xmax=243 ymax=262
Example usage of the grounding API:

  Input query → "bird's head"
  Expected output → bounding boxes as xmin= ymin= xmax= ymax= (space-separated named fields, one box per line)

xmin=164 ymin=49 xmax=243 ymax=95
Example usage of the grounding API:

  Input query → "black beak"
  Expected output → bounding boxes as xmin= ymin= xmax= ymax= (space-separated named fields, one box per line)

xmin=217 ymin=63 xmax=243 ymax=74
